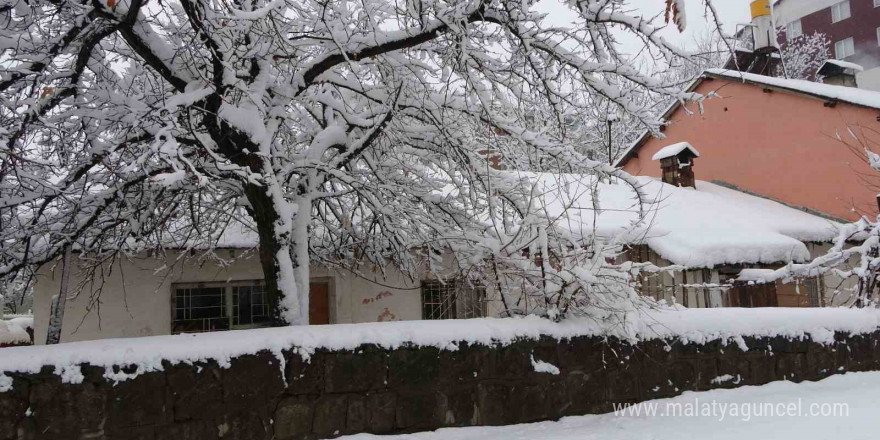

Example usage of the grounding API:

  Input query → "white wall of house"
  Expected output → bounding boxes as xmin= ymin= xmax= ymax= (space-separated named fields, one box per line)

xmin=32 ymin=249 xmax=428 ymax=344
xmin=33 ymin=242 xmax=852 ymax=344
xmin=807 ymin=242 xmax=859 ymax=306
xmin=856 ymin=68 xmax=880 ymax=92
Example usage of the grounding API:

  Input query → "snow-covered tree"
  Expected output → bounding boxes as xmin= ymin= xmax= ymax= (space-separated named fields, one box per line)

xmin=0 ymin=0 xmax=716 ymax=325
xmin=0 ymin=269 xmax=32 ymax=316
xmin=778 ymin=30 xmax=831 ymax=81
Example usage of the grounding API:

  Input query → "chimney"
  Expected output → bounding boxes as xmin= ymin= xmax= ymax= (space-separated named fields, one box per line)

xmin=652 ymin=142 xmax=700 ymax=188
xmin=817 ymin=60 xmax=862 ymax=88
xmin=749 ymin=0 xmax=775 ymax=54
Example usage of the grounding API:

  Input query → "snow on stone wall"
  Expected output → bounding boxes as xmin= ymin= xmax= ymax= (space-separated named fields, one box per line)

xmin=4 ymin=308 xmax=880 ymax=390
xmin=1 ymin=314 xmax=879 ymax=440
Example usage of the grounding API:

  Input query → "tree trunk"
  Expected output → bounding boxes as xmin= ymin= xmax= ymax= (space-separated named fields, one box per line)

xmin=245 ymin=183 xmax=290 ymax=326
xmin=244 ymin=183 xmax=310 ymax=325
xmin=46 ymin=246 xmax=72 ymax=344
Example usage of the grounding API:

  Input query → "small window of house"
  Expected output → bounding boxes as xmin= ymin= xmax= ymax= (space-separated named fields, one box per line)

xmin=831 ymin=1 xmax=850 ymax=23
xmin=421 ymin=279 xmax=486 ymax=320
xmin=877 ymin=27 xmax=880 ymax=46
xmin=875 ymin=0 xmax=880 ymax=8
xmin=173 ymin=286 xmax=228 ymax=333
xmin=172 ymin=280 xmax=271 ymax=333
xmin=787 ymin=20 xmax=802 ymax=40
xmin=835 ymin=37 xmax=855 ymax=59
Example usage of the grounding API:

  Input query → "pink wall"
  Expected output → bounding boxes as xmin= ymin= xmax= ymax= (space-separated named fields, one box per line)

xmin=621 ymin=79 xmax=880 ymax=221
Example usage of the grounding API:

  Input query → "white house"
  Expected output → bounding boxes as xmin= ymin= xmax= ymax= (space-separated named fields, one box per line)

xmin=31 ymin=170 xmax=847 ymax=344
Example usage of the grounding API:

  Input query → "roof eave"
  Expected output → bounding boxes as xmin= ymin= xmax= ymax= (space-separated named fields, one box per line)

xmin=613 ymin=75 xmax=707 ymax=168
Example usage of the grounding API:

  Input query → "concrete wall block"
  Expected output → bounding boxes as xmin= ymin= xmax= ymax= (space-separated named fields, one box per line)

xmin=221 ymin=351 xmax=285 ymax=410
xmin=438 ymin=343 xmax=495 ymax=383
xmin=285 ymin=350 xmax=324 ymax=396
xmin=387 ymin=346 xmax=440 ymax=389
xmin=365 ymin=391 xmax=396 ymax=433
xmin=312 ymin=394 xmax=349 ymax=438
xmin=395 ymin=390 xmax=447 ymax=431
xmin=166 ymin=361 xmax=224 ymax=422
xmin=324 ymin=347 xmax=387 ymax=393
xmin=273 ymin=397 xmax=313 ymax=440
xmin=716 ymin=355 xmax=750 ymax=387
xmin=0 ymin=376 xmax=27 ymax=440
xmin=441 ymin=385 xmax=479 ymax=427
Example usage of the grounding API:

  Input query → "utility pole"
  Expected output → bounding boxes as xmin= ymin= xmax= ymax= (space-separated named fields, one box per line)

xmin=606 ymin=114 xmax=617 ymax=165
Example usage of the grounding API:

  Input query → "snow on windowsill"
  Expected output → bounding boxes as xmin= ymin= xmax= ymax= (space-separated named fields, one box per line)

xmin=2 ymin=308 xmax=880 ymax=391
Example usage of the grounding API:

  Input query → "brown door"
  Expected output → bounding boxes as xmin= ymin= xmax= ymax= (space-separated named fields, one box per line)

xmin=728 ymin=282 xmax=778 ymax=307
xmin=309 ymin=282 xmax=330 ymax=325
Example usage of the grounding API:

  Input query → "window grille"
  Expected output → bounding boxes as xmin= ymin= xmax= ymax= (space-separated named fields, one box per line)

xmin=421 ymin=279 xmax=486 ymax=320
xmin=172 ymin=281 xmax=271 ymax=334
xmin=232 ymin=284 xmax=271 ymax=326
xmin=173 ymin=286 xmax=228 ymax=333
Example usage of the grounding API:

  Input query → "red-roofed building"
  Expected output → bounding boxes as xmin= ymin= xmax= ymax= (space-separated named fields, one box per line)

xmin=616 ymin=68 xmax=880 ymax=222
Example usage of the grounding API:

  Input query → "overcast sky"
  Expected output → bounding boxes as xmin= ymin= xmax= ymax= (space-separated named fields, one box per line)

xmin=537 ymin=0 xmax=753 ymax=53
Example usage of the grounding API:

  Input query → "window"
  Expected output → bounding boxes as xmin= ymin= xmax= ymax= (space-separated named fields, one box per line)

xmin=173 ymin=286 xmax=228 ymax=333
xmin=835 ymin=37 xmax=855 ymax=58
xmin=231 ymin=284 xmax=271 ymax=327
xmin=172 ymin=281 xmax=272 ymax=333
xmin=787 ymin=20 xmax=802 ymax=40
xmin=875 ymin=0 xmax=880 ymax=7
xmin=831 ymin=1 xmax=850 ymax=23
xmin=421 ymin=279 xmax=486 ymax=320
xmin=877 ymin=27 xmax=880 ymax=46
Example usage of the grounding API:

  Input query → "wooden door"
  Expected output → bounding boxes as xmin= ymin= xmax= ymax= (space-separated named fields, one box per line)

xmin=309 ymin=281 xmax=330 ymax=325
xmin=728 ymin=282 xmax=778 ymax=307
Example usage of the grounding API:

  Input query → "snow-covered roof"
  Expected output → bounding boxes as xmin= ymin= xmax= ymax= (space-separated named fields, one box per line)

xmin=614 ymin=69 xmax=880 ymax=168
xmin=819 ymin=59 xmax=864 ymax=73
xmin=526 ymin=173 xmax=840 ymax=268
xmin=210 ymin=222 xmax=259 ymax=248
xmin=166 ymin=173 xmax=840 ymax=268
xmin=651 ymin=142 xmax=700 ymax=161
xmin=155 ymin=221 xmax=259 ymax=250
xmin=704 ymin=69 xmax=880 ymax=109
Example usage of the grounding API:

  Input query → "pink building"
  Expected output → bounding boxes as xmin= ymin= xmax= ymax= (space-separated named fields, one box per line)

xmin=616 ymin=68 xmax=880 ymax=221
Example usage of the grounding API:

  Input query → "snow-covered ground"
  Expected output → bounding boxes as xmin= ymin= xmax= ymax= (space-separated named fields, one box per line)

xmin=341 ymin=372 xmax=879 ymax=440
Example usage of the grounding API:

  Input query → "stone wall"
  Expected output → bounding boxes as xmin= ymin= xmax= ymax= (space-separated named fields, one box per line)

xmin=2 ymin=331 xmax=879 ymax=440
